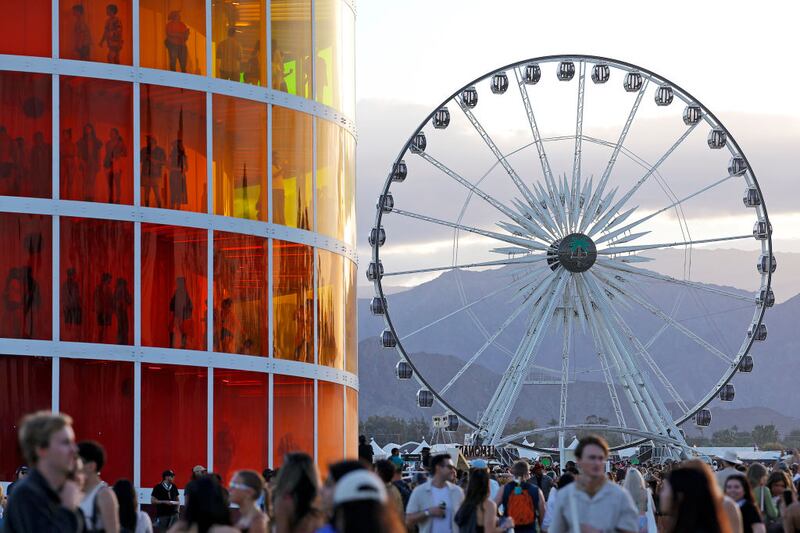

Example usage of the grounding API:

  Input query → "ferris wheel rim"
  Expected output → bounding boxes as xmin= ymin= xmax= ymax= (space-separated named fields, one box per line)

xmin=370 ymin=53 xmax=773 ymax=447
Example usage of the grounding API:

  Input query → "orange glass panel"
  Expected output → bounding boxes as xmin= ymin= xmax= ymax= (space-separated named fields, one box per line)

xmin=345 ymin=387 xmax=358 ymax=458
xmin=0 ymin=0 xmax=51 ymax=57
xmin=344 ymin=259 xmax=356 ymax=374
xmin=141 ymin=363 xmax=207 ymax=488
xmin=317 ymin=250 xmax=343 ymax=369
xmin=270 ymin=0 xmax=311 ymax=97
xmin=316 ymin=120 xmax=354 ymax=242
xmin=213 ymin=94 xmax=267 ymax=221
xmin=60 ymin=76 xmax=133 ymax=204
xmin=213 ymin=231 xmax=268 ymax=356
xmin=141 ymin=84 xmax=207 ymax=212
xmin=272 ymin=106 xmax=312 ymax=229
xmin=60 ymin=217 xmax=134 ymax=344
xmin=273 ymin=375 xmax=313 ymax=467
xmin=0 ymin=213 xmax=52 ymax=340
xmin=60 ymin=359 xmax=134 ymax=482
xmin=0 ymin=72 xmax=52 ymax=199
xmin=140 ymin=0 xmax=206 ymax=75
xmin=315 ymin=0 xmax=354 ymax=115
xmin=142 ymin=224 xmax=207 ymax=350
xmin=0 ymin=355 xmax=51 ymax=480
xmin=212 ymin=0 xmax=265 ymax=86
xmin=214 ymin=369 xmax=268 ymax=483
xmin=273 ymin=240 xmax=313 ymax=362
xmin=317 ymin=381 xmax=343 ymax=475
xmin=59 ymin=0 xmax=132 ymax=65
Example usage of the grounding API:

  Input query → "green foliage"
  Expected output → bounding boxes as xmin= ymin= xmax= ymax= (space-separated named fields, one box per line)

xmin=359 ymin=415 xmax=431 ymax=444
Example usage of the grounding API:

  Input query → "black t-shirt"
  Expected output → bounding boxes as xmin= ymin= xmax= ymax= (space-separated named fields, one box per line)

xmin=358 ymin=443 xmax=374 ymax=463
xmin=740 ymin=501 xmax=763 ymax=533
xmin=152 ymin=482 xmax=179 ymax=517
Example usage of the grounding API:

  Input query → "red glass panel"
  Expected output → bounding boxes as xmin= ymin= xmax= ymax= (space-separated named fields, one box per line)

xmin=273 ymin=240 xmax=313 ymax=363
xmin=0 ymin=355 xmax=51 ymax=479
xmin=60 ymin=217 xmax=133 ymax=344
xmin=213 ymin=370 xmax=268 ymax=483
xmin=317 ymin=381 xmax=343 ymax=475
xmin=0 ymin=0 xmax=51 ymax=57
xmin=141 ymin=363 xmax=207 ymax=488
xmin=0 ymin=213 xmax=52 ymax=340
xmin=0 ymin=72 xmax=52 ymax=198
xmin=59 ymin=0 xmax=132 ymax=65
xmin=60 ymin=76 xmax=133 ymax=204
xmin=141 ymin=224 xmax=207 ymax=350
xmin=140 ymin=84 xmax=207 ymax=212
xmin=60 ymin=359 xmax=133 ymax=482
xmin=213 ymin=232 xmax=268 ymax=356
xmin=273 ymin=375 xmax=313 ymax=467
xmin=345 ymin=387 xmax=358 ymax=459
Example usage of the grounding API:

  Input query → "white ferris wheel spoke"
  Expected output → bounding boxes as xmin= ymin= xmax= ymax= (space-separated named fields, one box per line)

xmin=557 ymin=283 xmax=574 ymax=450
xmin=588 ymin=122 xmax=699 ymax=237
xmin=383 ymin=254 xmax=547 ymax=278
xmin=391 ymin=208 xmax=550 ymax=252
xmin=579 ymin=80 xmax=649 ymax=233
xmin=599 ymin=234 xmax=753 ymax=255
xmin=570 ymin=62 xmax=586 ymax=232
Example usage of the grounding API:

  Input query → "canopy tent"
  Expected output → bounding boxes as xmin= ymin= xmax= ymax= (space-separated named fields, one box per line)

xmin=370 ymin=438 xmax=388 ymax=460
xmin=411 ymin=439 xmax=431 ymax=455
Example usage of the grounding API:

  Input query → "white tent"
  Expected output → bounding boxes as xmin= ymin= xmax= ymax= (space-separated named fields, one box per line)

xmin=382 ymin=442 xmax=401 ymax=455
xmin=370 ymin=438 xmax=388 ymax=460
xmin=411 ymin=438 xmax=431 ymax=455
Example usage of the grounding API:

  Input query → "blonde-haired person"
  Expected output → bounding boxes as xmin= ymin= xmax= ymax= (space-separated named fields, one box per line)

xmin=622 ymin=468 xmax=655 ymax=533
xmin=229 ymin=470 xmax=268 ymax=533
xmin=272 ymin=453 xmax=324 ymax=533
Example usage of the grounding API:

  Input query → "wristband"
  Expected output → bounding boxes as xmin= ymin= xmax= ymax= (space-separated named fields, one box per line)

xmin=424 ymin=509 xmax=431 ymax=517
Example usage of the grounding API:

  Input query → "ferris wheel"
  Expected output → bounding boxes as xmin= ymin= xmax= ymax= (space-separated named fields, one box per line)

xmin=368 ymin=55 xmax=773 ymax=459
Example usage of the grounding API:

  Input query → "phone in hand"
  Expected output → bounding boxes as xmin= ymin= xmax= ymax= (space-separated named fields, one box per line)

xmin=784 ymin=490 xmax=794 ymax=507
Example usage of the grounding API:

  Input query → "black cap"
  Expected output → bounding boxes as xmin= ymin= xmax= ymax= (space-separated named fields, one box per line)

xmin=162 ymin=469 xmax=175 ymax=478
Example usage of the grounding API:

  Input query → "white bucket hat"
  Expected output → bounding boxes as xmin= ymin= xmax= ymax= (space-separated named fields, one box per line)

xmin=333 ymin=470 xmax=387 ymax=506
xmin=717 ymin=450 xmax=742 ymax=465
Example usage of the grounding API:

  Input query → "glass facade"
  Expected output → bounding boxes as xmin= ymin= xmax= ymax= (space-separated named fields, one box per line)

xmin=0 ymin=0 xmax=356 ymax=490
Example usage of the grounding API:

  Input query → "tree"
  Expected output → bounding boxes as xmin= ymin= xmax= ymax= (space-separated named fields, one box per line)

xmin=505 ymin=417 xmax=537 ymax=437
xmin=751 ymin=425 xmax=780 ymax=447
xmin=359 ymin=415 xmax=431 ymax=444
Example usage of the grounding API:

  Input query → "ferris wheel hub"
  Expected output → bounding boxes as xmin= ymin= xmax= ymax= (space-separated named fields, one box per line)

xmin=546 ymin=233 xmax=597 ymax=273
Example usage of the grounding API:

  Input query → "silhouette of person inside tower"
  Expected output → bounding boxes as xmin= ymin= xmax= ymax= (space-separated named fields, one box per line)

xmin=99 ymin=4 xmax=123 ymax=64
xmin=217 ymin=297 xmax=239 ymax=353
xmin=94 ymin=272 xmax=114 ymax=343
xmin=71 ymin=4 xmax=92 ymax=61
xmin=61 ymin=128 xmax=78 ymax=199
xmin=113 ymin=277 xmax=131 ymax=344
xmin=165 ymin=11 xmax=190 ymax=73
xmin=104 ymin=127 xmax=127 ymax=203
xmin=141 ymin=135 xmax=166 ymax=208
xmin=61 ymin=267 xmax=82 ymax=331
xmin=168 ymin=138 xmax=188 ymax=209
xmin=20 ymin=266 xmax=40 ymax=339
xmin=30 ymin=131 xmax=51 ymax=197
xmin=169 ymin=276 xmax=193 ymax=348
xmin=3 ymin=267 xmax=23 ymax=338
xmin=78 ymin=124 xmax=102 ymax=201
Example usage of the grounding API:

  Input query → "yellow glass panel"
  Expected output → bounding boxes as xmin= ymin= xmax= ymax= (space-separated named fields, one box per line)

xmin=344 ymin=259 xmax=356 ymax=374
xmin=316 ymin=119 xmax=343 ymax=240
xmin=212 ymin=0 xmax=265 ymax=86
xmin=270 ymin=0 xmax=311 ymax=97
xmin=212 ymin=94 xmax=267 ymax=221
xmin=314 ymin=0 xmax=340 ymax=110
xmin=317 ymin=249 xmax=343 ymax=370
xmin=140 ymin=0 xmax=207 ymax=75
xmin=272 ymin=106 xmax=312 ymax=229
xmin=273 ymin=240 xmax=313 ymax=363
xmin=342 ymin=130 xmax=356 ymax=246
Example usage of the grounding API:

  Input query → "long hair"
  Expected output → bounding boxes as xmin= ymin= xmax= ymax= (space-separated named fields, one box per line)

xmin=725 ymin=473 xmax=755 ymax=505
xmin=665 ymin=460 xmax=730 ymax=533
xmin=112 ymin=479 xmax=138 ymax=531
xmin=273 ymin=452 xmax=320 ymax=527
xmin=747 ymin=462 xmax=768 ymax=490
xmin=458 ymin=467 xmax=489 ymax=520
xmin=333 ymin=499 xmax=405 ymax=533
xmin=184 ymin=475 xmax=232 ymax=533
xmin=622 ymin=468 xmax=648 ymax=513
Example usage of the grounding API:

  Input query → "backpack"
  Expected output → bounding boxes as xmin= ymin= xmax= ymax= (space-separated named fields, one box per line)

xmin=502 ymin=481 xmax=538 ymax=527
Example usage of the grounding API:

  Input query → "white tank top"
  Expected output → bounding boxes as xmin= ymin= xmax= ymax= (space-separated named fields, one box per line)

xmin=79 ymin=481 xmax=107 ymax=531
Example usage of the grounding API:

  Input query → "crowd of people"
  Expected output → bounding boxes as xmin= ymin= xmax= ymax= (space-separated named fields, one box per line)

xmin=3 ymin=410 xmax=800 ymax=533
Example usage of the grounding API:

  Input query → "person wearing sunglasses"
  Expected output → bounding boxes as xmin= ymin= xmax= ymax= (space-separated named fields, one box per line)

xmin=406 ymin=454 xmax=464 ymax=533
xmin=229 ymin=470 xmax=268 ymax=533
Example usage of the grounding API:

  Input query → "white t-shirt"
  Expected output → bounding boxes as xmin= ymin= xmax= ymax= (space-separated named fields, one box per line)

xmin=135 ymin=510 xmax=154 ymax=533
xmin=431 ymin=484 xmax=453 ymax=533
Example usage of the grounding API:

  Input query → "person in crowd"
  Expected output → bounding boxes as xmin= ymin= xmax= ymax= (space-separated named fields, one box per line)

xmin=318 ymin=460 xmax=365 ymax=531
xmin=113 ymin=479 xmax=153 ymax=533
xmin=99 ymin=4 xmax=123 ymax=64
xmin=406 ymin=453 xmax=464 ymax=533
xmin=151 ymin=469 xmax=180 ymax=531
xmin=0 ymin=483 xmax=6 ymax=529
xmin=455 ymin=466 xmax=514 ymax=532
xmin=328 ymin=469 xmax=406 ymax=533
xmin=375 ymin=459 xmax=405 ymax=521
xmin=768 ymin=470 xmax=797 ymax=522
xmin=168 ymin=138 xmax=189 ymax=209
xmin=747 ymin=462 xmax=779 ymax=528
xmin=530 ymin=462 xmax=555 ymax=500
xmin=141 ymin=135 xmax=166 ymax=208
xmin=725 ymin=474 xmax=765 ymax=533
xmin=6 ymin=465 xmax=29 ymax=498
xmin=357 ymin=435 xmax=373 ymax=465
xmin=257 ymin=468 xmax=274 ymax=516
xmin=78 ymin=123 xmax=103 ymax=201
xmin=659 ymin=459 xmax=732 ymax=533
xmin=270 ymin=39 xmax=291 ymax=92
xmin=169 ymin=276 xmax=193 ymax=348
xmin=165 ymin=11 xmax=190 ymax=73
xmin=245 ymin=40 xmax=261 ymax=85
xmin=216 ymin=27 xmax=242 ymax=81
xmin=389 ymin=448 xmax=404 ymax=472
xmin=78 ymin=440 xmax=120 ymax=533
xmin=113 ymin=277 xmax=132 ymax=344
xmin=104 ymin=127 xmax=127 ymax=204
xmin=229 ymin=470 xmax=268 ymax=533
xmin=784 ymin=498 xmax=800 ymax=533
xmin=168 ymin=475 xmax=237 ymax=533
xmin=61 ymin=267 xmax=82 ymax=331
xmin=716 ymin=451 xmax=744 ymax=489
xmin=272 ymin=452 xmax=323 ymax=533
xmin=192 ymin=465 xmax=208 ymax=481
xmin=549 ymin=435 xmax=638 ymax=533
xmin=95 ymin=272 xmax=114 ymax=343
xmin=622 ymin=468 xmax=653 ymax=533
xmin=3 ymin=411 xmax=83 ymax=532
xmin=71 ymin=4 xmax=92 ymax=60
xmin=495 ymin=460 xmax=544 ymax=533
xmin=541 ymin=472 xmax=574 ymax=533
xmin=391 ymin=463 xmax=412 ymax=511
